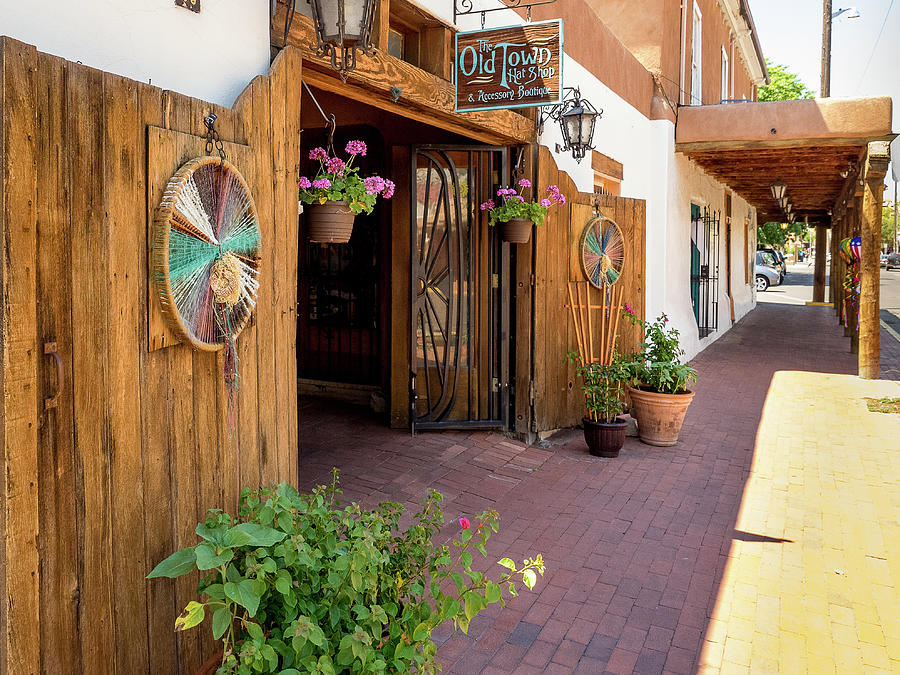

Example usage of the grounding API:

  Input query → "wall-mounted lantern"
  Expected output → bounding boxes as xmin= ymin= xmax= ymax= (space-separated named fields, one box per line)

xmin=540 ymin=87 xmax=602 ymax=163
xmin=309 ymin=0 xmax=377 ymax=81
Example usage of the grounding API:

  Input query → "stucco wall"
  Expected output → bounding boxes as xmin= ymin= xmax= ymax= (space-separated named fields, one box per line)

xmin=0 ymin=0 xmax=271 ymax=106
xmin=666 ymin=151 xmax=758 ymax=361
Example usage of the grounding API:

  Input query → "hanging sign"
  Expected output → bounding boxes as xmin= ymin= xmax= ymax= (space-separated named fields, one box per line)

xmin=455 ymin=20 xmax=563 ymax=113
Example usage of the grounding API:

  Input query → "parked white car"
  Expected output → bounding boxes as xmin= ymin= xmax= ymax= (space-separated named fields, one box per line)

xmin=755 ymin=251 xmax=781 ymax=291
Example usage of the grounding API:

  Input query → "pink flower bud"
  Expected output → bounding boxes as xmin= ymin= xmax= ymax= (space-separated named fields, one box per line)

xmin=459 ymin=517 xmax=471 ymax=530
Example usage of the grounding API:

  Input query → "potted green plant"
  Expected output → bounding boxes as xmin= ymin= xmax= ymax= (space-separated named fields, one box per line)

xmin=480 ymin=180 xmax=565 ymax=244
xmin=148 ymin=471 xmax=544 ymax=675
xmin=569 ymin=350 xmax=632 ymax=457
xmin=621 ymin=308 xmax=697 ymax=446
xmin=299 ymin=140 xmax=394 ymax=243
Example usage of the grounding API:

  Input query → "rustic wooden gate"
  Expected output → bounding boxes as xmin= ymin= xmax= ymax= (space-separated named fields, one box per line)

xmin=0 ymin=37 xmax=302 ymax=674
xmin=528 ymin=147 xmax=646 ymax=433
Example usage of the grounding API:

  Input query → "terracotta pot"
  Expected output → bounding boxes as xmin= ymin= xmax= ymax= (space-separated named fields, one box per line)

xmin=500 ymin=218 xmax=532 ymax=244
xmin=627 ymin=386 xmax=695 ymax=447
xmin=306 ymin=201 xmax=356 ymax=243
xmin=582 ymin=417 xmax=628 ymax=457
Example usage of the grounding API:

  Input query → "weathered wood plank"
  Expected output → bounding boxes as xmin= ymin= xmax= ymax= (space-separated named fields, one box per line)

xmin=34 ymin=50 xmax=81 ymax=675
xmin=102 ymin=70 xmax=152 ymax=673
xmin=235 ymin=78 xmax=264 ymax=491
xmin=268 ymin=47 xmax=302 ymax=485
xmin=389 ymin=146 xmax=411 ymax=428
xmin=0 ymin=36 xmax=41 ymax=675
xmin=66 ymin=59 xmax=116 ymax=674
xmin=532 ymin=146 xmax=553 ymax=431
xmin=514 ymin=146 xmax=536 ymax=435
xmin=248 ymin=63 xmax=278 ymax=488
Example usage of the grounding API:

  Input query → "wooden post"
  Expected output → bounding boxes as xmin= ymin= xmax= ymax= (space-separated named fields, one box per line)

xmin=859 ymin=141 xmax=890 ymax=379
xmin=813 ymin=223 xmax=828 ymax=302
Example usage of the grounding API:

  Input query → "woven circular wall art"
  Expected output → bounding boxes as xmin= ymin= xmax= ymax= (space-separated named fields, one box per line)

xmin=580 ymin=214 xmax=625 ymax=289
xmin=153 ymin=156 xmax=261 ymax=353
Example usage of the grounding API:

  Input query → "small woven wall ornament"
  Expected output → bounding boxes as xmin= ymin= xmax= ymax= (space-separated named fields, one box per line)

xmin=153 ymin=152 xmax=261 ymax=417
xmin=580 ymin=214 xmax=625 ymax=289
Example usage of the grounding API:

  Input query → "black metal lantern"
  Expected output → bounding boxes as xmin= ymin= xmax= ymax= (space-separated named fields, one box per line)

xmin=559 ymin=96 xmax=600 ymax=161
xmin=540 ymin=87 xmax=602 ymax=163
xmin=770 ymin=181 xmax=787 ymax=202
xmin=309 ymin=0 xmax=377 ymax=80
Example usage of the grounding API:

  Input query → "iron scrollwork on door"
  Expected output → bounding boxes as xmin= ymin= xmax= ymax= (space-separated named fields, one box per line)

xmin=410 ymin=146 xmax=509 ymax=432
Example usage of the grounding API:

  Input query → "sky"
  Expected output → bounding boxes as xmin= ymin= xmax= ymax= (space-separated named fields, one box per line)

xmin=748 ymin=0 xmax=899 ymax=185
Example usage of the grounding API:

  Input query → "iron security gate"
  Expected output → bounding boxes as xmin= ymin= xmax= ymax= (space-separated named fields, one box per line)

xmin=410 ymin=146 xmax=510 ymax=432
xmin=690 ymin=205 xmax=720 ymax=338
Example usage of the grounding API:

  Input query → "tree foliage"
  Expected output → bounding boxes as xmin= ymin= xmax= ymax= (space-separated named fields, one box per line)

xmin=757 ymin=221 xmax=806 ymax=247
xmin=757 ymin=59 xmax=816 ymax=102
xmin=884 ymin=202 xmax=897 ymax=249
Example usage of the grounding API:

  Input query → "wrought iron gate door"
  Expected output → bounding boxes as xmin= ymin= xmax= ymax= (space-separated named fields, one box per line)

xmin=690 ymin=205 xmax=720 ymax=338
xmin=410 ymin=146 xmax=509 ymax=432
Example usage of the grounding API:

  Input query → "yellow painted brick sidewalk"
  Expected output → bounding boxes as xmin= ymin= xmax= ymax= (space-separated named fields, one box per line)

xmin=698 ymin=372 xmax=900 ymax=674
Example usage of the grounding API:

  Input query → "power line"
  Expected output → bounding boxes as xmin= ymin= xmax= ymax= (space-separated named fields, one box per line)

xmin=856 ymin=0 xmax=895 ymax=93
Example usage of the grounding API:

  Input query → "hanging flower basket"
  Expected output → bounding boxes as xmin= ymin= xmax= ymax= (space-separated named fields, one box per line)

xmin=481 ymin=180 xmax=565 ymax=245
xmin=306 ymin=200 xmax=357 ymax=243
xmin=500 ymin=218 xmax=533 ymax=244
xmin=299 ymin=140 xmax=394 ymax=244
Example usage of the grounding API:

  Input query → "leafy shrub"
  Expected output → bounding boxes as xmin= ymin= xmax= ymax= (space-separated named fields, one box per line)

xmin=568 ymin=349 xmax=633 ymax=423
xmin=148 ymin=471 xmax=544 ymax=674
xmin=622 ymin=310 xmax=697 ymax=395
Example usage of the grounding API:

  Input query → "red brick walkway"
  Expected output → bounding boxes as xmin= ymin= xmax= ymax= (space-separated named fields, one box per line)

xmin=297 ymin=303 xmax=863 ymax=674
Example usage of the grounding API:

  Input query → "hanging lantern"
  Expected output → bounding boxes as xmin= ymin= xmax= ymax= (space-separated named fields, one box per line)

xmin=770 ymin=181 xmax=787 ymax=202
xmin=558 ymin=92 xmax=601 ymax=162
xmin=309 ymin=0 xmax=377 ymax=80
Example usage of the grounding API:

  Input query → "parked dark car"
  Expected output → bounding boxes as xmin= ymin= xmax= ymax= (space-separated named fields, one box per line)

xmin=886 ymin=253 xmax=900 ymax=271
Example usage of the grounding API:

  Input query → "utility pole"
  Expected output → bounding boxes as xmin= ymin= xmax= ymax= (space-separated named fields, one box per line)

xmin=821 ymin=0 xmax=832 ymax=97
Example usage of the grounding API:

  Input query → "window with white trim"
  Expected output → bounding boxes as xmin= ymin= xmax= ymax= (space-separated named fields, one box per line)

xmin=720 ymin=46 xmax=729 ymax=102
xmin=690 ymin=3 xmax=702 ymax=105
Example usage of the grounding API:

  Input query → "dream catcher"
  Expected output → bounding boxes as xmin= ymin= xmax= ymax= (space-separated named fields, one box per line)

xmin=153 ymin=116 xmax=261 ymax=424
xmin=580 ymin=214 xmax=626 ymax=289
xmin=567 ymin=214 xmax=628 ymax=366
xmin=838 ymin=236 xmax=861 ymax=329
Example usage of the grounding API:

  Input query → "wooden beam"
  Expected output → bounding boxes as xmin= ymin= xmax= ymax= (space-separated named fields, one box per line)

xmin=274 ymin=6 xmax=534 ymax=145
xmin=859 ymin=141 xmax=890 ymax=379
xmin=813 ymin=224 xmax=828 ymax=303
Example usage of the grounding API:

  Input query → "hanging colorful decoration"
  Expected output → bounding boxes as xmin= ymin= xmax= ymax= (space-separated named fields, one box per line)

xmin=839 ymin=236 xmax=861 ymax=330
xmin=153 ymin=116 xmax=261 ymax=425
xmin=580 ymin=214 xmax=625 ymax=289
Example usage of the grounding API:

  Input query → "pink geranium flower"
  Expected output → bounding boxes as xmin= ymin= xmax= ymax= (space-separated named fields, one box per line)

xmin=345 ymin=140 xmax=367 ymax=156
xmin=326 ymin=156 xmax=346 ymax=175
xmin=539 ymin=198 xmax=551 ymax=207
xmin=480 ymin=199 xmax=496 ymax=211
xmin=382 ymin=179 xmax=395 ymax=199
xmin=517 ymin=178 xmax=532 ymax=188
xmin=298 ymin=176 xmax=311 ymax=189
xmin=312 ymin=178 xmax=331 ymax=189
xmin=309 ymin=147 xmax=328 ymax=161
xmin=459 ymin=517 xmax=471 ymax=530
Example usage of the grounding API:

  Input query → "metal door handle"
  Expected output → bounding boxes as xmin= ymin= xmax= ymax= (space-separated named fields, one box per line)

xmin=44 ymin=342 xmax=63 ymax=410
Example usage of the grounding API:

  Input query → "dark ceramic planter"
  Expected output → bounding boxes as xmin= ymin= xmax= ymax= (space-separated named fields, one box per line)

xmin=500 ymin=218 xmax=532 ymax=244
xmin=306 ymin=200 xmax=356 ymax=243
xmin=582 ymin=417 xmax=628 ymax=457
